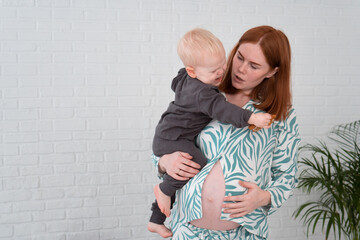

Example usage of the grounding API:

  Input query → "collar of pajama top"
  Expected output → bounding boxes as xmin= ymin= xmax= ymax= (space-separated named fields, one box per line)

xmin=152 ymin=100 xmax=301 ymax=239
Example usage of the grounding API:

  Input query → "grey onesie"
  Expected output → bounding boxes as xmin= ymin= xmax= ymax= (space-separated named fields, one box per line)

xmin=150 ymin=68 xmax=253 ymax=224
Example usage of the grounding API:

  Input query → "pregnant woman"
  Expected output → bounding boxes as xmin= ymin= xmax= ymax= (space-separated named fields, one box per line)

xmin=153 ymin=25 xmax=300 ymax=239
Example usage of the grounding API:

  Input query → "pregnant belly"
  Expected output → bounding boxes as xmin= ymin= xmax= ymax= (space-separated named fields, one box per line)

xmin=190 ymin=161 xmax=240 ymax=230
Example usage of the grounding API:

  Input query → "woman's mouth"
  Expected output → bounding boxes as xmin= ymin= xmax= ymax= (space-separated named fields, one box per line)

xmin=233 ymin=74 xmax=245 ymax=83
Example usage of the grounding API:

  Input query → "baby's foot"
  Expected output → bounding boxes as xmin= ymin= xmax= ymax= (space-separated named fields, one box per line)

xmin=154 ymin=184 xmax=171 ymax=217
xmin=147 ymin=222 xmax=173 ymax=238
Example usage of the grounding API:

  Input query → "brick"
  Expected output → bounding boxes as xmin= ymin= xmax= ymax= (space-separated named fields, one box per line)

xmin=75 ymin=174 xmax=109 ymax=185
xmin=76 ymin=152 xmax=104 ymax=163
xmin=20 ymin=143 xmax=54 ymax=154
xmin=84 ymin=218 xmax=118 ymax=230
xmin=86 ymin=98 xmax=118 ymax=108
xmin=87 ymin=119 xmax=118 ymax=130
xmin=88 ymin=141 xmax=118 ymax=152
xmin=46 ymin=199 xmax=83 ymax=210
xmin=0 ymin=213 xmax=31 ymax=224
xmin=88 ymin=163 xmax=119 ymax=173
xmin=100 ymin=228 xmax=131 ymax=240
xmin=0 ymin=190 xmax=32 ymax=203
xmin=99 ymin=206 xmax=131 ymax=217
xmin=32 ymin=210 xmax=65 ymax=221
xmin=14 ymin=223 xmax=46 ymax=236
xmin=39 ymin=153 xmax=75 ymax=165
xmin=0 ymin=167 xmax=19 ymax=177
xmin=55 ymin=142 xmax=87 ymax=153
xmin=64 ymin=187 xmax=97 ymax=198
xmin=41 ymin=109 xmax=74 ymax=120
xmin=68 ymin=207 xmax=99 ymax=219
xmin=0 ymin=144 xmax=19 ymax=156
xmin=98 ymin=186 xmax=124 ymax=196
xmin=85 ymin=9 xmax=117 ymax=21
xmin=32 ymin=188 xmax=65 ymax=200
xmin=40 ymin=175 xmax=75 ymax=187
xmin=20 ymin=120 xmax=53 ymax=132
xmin=54 ymin=119 xmax=86 ymax=131
xmin=67 ymin=231 xmax=99 ymax=240
xmin=19 ymin=99 xmax=52 ymax=109
xmin=19 ymin=77 xmax=52 ymax=87
xmin=4 ymin=88 xmax=38 ymax=98
xmin=39 ymin=88 xmax=74 ymax=97
xmin=53 ymin=53 xmax=85 ymax=63
xmin=0 ymin=203 xmax=12 ymax=214
xmin=73 ymin=132 xmax=101 ymax=140
xmin=13 ymin=201 xmax=44 ymax=212
xmin=0 ymin=225 xmax=13 ymax=237
xmin=75 ymin=87 xmax=105 ymax=97
xmin=4 ymin=155 xmax=38 ymax=166
xmin=2 ymin=64 xmax=37 ymax=76
xmin=0 ymin=99 xmax=18 ymax=109
xmin=84 ymin=196 xmax=113 ymax=207
xmin=47 ymin=220 xmax=83 ymax=233
xmin=36 ymin=0 xmax=70 ymax=7
xmin=20 ymin=165 xmax=53 ymax=176
xmin=0 ymin=53 xmax=17 ymax=63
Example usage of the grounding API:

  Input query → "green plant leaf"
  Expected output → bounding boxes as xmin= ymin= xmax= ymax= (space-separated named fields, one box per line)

xmin=293 ymin=120 xmax=360 ymax=240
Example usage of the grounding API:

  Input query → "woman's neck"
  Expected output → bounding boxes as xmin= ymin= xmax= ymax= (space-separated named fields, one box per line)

xmin=225 ymin=92 xmax=251 ymax=108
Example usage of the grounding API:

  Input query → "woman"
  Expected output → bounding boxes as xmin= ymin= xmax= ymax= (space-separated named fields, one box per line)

xmin=152 ymin=25 xmax=300 ymax=239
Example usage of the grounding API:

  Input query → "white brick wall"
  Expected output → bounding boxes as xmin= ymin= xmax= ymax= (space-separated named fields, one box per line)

xmin=0 ymin=0 xmax=359 ymax=239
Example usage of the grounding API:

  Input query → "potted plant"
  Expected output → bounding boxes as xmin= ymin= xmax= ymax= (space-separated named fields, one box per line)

xmin=293 ymin=120 xmax=360 ymax=240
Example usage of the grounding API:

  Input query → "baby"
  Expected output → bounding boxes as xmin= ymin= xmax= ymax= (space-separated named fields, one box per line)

xmin=148 ymin=28 xmax=272 ymax=238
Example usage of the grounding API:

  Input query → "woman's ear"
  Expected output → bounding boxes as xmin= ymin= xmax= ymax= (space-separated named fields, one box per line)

xmin=185 ymin=67 xmax=197 ymax=78
xmin=266 ymin=67 xmax=278 ymax=78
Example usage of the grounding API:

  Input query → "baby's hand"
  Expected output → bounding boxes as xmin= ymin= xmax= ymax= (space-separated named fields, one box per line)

xmin=248 ymin=113 xmax=275 ymax=132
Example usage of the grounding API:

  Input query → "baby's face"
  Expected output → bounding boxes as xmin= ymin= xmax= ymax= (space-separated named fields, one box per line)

xmin=194 ymin=52 xmax=227 ymax=86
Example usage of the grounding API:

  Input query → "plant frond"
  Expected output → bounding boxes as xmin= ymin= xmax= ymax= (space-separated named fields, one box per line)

xmin=294 ymin=120 xmax=360 ymax=240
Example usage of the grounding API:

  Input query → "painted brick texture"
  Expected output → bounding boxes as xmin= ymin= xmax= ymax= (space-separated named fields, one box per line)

xmin=0 ymin=0 xmax=360 ymax=239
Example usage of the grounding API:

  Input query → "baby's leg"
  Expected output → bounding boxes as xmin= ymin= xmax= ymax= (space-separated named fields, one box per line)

xmin=152 ymin=138 xmax=206 ymax=220
xmin=148 ymin=196 xmax=175 ymax=237
xmin=154 ymin=184 xmax=171 ymax=217
xmin=147 ymin=222 xmax=172 ymax=238
xmin=157 ymin=139 xmax=206 ymax=215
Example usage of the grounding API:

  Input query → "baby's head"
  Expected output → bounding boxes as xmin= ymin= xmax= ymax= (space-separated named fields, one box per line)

xmin=177 ymin=28 xmax=226 ymax=86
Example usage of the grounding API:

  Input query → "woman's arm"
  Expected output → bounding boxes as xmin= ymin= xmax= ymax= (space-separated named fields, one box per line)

xmin=152 ymin=152 xmax=201 ymax=181
xmin=263 ymin=109 xmax=300 ymax=215
xmin=222 ymin=108 xmax=300 ymax=217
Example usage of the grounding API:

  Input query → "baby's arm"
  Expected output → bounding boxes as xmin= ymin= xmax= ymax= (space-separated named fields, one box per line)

xmin=248 ymin=113 xmax=276 ymax=132
xmin=248 ymin=113 xmax=273 ymax=128
xmin=198 ymin=88 xmax=274 ymax=129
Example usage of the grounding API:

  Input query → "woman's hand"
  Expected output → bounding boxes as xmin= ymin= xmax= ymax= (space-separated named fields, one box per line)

xmin=222 ymin=181 xmax=271 ymax=217
xmin=158 ymin=151 xmax=201 ymax=181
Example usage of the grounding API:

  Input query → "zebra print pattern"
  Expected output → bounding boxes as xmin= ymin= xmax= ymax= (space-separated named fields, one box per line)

xmin=152 ymin=100 xmax=300 ymax=239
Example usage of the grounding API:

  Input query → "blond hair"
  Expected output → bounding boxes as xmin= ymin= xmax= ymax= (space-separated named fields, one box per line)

xmin=177 ymin=28 xmax=225 ymax=67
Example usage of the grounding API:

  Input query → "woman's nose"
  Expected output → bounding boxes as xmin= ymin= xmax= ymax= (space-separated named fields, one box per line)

xmin=238 ymin=62 xmax=246 ymax=73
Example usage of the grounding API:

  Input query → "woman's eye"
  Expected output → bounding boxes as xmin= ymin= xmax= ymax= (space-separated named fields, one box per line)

xmin=237 ymin=54 xmax=243 ymax=61
xmin=250 ymin=64 xmax=258 ymax=70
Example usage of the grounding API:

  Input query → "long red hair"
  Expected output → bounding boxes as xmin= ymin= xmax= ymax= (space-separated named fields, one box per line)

xmin=219 ymin=26 xmax=292 ymax=121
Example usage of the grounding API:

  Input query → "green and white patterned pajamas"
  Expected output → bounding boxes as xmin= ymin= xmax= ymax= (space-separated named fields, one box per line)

xmin=152 ymin=100 xmax=300 ymax=239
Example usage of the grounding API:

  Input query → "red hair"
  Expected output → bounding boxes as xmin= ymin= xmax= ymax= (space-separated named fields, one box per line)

xmin=219 ymin=26 xmax=292 ymax=121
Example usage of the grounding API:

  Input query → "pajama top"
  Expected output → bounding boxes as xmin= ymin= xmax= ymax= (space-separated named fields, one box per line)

xmin=152 ymin=100 xmax=301 ymax=239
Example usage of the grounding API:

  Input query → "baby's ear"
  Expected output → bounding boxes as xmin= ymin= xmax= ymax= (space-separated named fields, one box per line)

xmin=185 ymin=67 xmax=196 ymax=78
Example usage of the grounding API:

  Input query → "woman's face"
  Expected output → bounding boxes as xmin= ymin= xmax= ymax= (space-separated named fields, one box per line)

xmin=231 ymin=42 xmax=276 ymax=95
